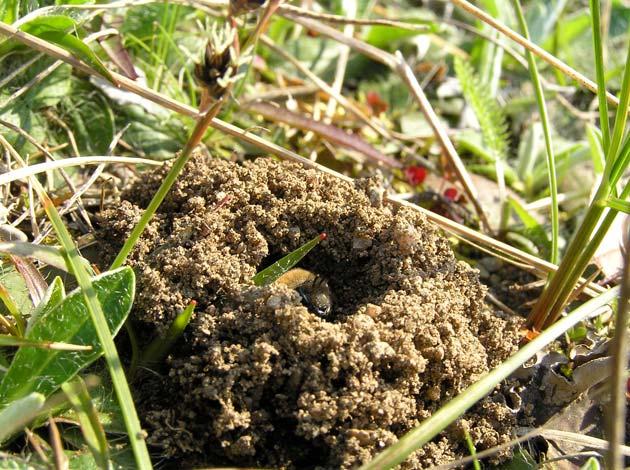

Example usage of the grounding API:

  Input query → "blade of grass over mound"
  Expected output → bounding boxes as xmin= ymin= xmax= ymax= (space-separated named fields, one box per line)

xmin=110 ymin=0 xmax=281 ymax=270
xmin=0 ymin=137 xmax=151 ymax=468
xmin=360 ymin=286 xmax=619 ymax=470
xmin=528 ymin=39 xmax=630 ymax=330
xmin=512 ymin=0 xmax=559 ymax=265
xmin=252 ymin=233 xmax=327 ymax=287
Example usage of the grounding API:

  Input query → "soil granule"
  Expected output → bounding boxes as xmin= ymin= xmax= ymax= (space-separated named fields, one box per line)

xmin=97 ymin=155 xmax=520 ymax=469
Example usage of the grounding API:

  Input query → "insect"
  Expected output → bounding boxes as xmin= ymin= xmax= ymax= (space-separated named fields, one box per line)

xmin=276 ymin=268 xmax=332 ymax=317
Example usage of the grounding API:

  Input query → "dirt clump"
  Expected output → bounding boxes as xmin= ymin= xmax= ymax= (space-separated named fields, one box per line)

xmin=97 ymin=155 xmax=520 ymax=468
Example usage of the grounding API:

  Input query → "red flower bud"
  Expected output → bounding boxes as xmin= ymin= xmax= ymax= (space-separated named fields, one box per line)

xmin=443 ymin=187 xmax=459 ymax=201
xmin=404 ymin=166 xmax=427 ymax=185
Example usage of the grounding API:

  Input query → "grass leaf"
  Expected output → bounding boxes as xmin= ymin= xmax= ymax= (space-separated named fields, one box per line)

xmin=138 ymin=300 xmax=196 ymax=371
xmin=252 ymin=233 xmax=327 ymax=286
xmin=0 ymin=15 xmax=115 ymax=84
xmin=0 ymin=0 xmax=19 ymax=24
xmin=0 ymin=241 xmax=91 ymax=273
xmin=0 ymin=392 xmax=45 ymax=444
xmin=0 ymin=267 xmax=134 ymax=407
xmin=61 ymin=377 xmax=110 ymax=469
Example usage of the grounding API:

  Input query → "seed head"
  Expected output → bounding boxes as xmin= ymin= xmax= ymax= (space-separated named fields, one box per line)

xmin=194 ymin=23 xmax=244 ymax=100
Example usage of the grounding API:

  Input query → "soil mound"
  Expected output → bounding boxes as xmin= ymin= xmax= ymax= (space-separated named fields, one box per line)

xmin=97 ymin=155 xmax=520 ymax=468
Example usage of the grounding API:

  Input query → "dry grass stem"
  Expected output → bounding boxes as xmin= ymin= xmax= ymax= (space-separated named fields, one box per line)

xmin=451 ymin=0 xmax=620 ymax=106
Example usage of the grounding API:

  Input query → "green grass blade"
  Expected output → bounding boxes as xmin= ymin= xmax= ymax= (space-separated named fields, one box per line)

xmin=0 ymin=284 xmax=25 ymax=336
xmin=0 ymin=0 xmax=19 ymax=24
xmin=360 ymin=287 xmax=619 ymax=469
xmin=0 ymin=268 xmax=134 ymax=405
xmin=586 ymin=124 xmax=606 ymax=175
xmin=508 ymin=197 xmax=551 ymax=258
xmin=252 ymin=233 xmax=327 ymax=286
xmin=0 ymin=241 xmax=90 ymax=273
xmin=62 ymin=377 xmax=111 ymax=470
xmin=589 ymin=0 xmax=610 ymax=152
xmin=0 ymin=392 xmax=45 ymax=444
xmin=0 ymin=137 xmax=151 ymax=466
xmin=602 ymin=197 xmax=630 ymax=213
xmin=138 ymin=300 xmax=196 ymax=371
xmin=512 ymin=0 xmax=559 ymax=265
xmin=0 ymin=15 xmax=115 ymax=84
xmin=604 ymin=39 xmax=630 ymax=171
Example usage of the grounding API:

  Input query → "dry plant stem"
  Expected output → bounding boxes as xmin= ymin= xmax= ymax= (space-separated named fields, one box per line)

xmin=48 ymin=418 xmax=67 ymax=470
xmin=0 ymin=118 xmax=92 ymax=229
xmin=278 ymin=3 xmax=431 ymax=31
xmin=324 ymin=0 xmax=355 ymax=121
xmin=259 ymin=36 xmax=392 ymax=139
xmin=0 ymin=21 xmax=607 ymax=297
xmin=606 ymin=231 xmax=630 ymax=469
xmin=394 ymin=51 xmax=492 ymax=232
xmin=279 ymin=12 xmax=491 ymax=232
xmin=450 ymin=0 xmax=620 ymax=107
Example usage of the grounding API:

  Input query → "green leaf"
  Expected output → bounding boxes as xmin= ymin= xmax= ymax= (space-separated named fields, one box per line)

xmin=61 ymin=81 xmax=115 ymax=155
xmin=0 ymin=0 xmax=19 ymax=24
xmin=0 ymin=392 xmax=45 ymax=443
xmin=252 ymin=233 xmax=326 ymax=286
xmin=579 ymin=457 xmax=601 ymax=470
xmin=0 ymin=262 xmax=32 ymax=322
xmin=0 ymin=267 xmax=135 ymax=407
xmin=508 ymin=197 xmax=551 ymax=259
xmin=0 ymin=241 xmax=91 ymax=273
xmin=0 ymin=16 xmax=114 ymax=84
xmin=26 ymin=277 xmax=65 ymax=334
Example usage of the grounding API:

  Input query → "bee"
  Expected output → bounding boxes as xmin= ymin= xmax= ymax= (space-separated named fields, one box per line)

xmin=275 ymin=268 xmax=332 ymax=317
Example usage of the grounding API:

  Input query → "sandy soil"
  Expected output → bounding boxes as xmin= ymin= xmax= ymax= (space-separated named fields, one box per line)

xmin=97 ymin=155 xmax=520 ymax=468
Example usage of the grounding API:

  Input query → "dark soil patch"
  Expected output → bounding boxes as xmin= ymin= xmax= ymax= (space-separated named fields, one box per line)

xmin=97 ymin=155 xmax=521 ymax=468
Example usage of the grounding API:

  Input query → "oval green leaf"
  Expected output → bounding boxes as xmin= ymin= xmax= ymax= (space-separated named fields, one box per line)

xmin=0 ymin=267 xmax=135 ymax=407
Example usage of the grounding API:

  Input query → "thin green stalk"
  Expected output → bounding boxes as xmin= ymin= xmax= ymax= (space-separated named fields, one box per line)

xmin=360 ymin=287 xmax=619 ymax=470
xmin=528 ymin=29 xmax=630 ymax=330
xmin=0 ymin=136 xmax=153 ymax=468
xmin=535 ymin=180 xmax=629 ymax=329
xmin=110 ymin=99 xmax=225 ymax=270
xmin=512 ymin=0 xmax=559 ymax=265
xmin=606 ymin=231 xmax=630 ymax=470
xmin=605 ymin=43 xmax=630 ymax=171
xmin=590 ymin=0 xmax=611 ymax=152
